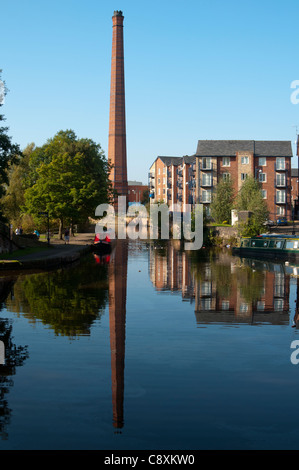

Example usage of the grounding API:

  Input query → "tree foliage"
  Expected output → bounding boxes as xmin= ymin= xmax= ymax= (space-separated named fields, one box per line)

xmin=0 ymin=143 xmax=34 ymax=226
xmin=24 ymin=130 xmax=113 ymax=233
xmin=0 ymin=70 xmax=21 ymax=219
xmin=235 ymin=176 xmax=269 ymax=236
xmin=210 ymin=177 xmax=234 ymax=224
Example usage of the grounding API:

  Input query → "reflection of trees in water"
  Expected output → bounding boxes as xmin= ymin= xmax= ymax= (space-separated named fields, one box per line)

xmin=0 ymin=318 xmax=29 ymax=440
xmin=0 ymin=278 xmax=29 ymax=440
xmin=6 ymin=255 xmax=109 ymax=338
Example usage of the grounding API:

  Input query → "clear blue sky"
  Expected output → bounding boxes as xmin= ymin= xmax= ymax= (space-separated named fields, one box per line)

xmin=1 ymin=0 xmax=299 ymax=184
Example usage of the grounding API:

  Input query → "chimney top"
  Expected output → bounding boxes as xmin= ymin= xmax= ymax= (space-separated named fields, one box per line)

xmin=113 ymin=10 xmax=123 ymax=17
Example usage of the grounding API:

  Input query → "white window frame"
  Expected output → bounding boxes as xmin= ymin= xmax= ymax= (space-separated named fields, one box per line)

xmin=276 ymin=190 xmax=286 ymax=204
xmin=276 ymin=173 xmax=286 ymax=186
xmin=241 ymin=173 xmax=248 ymax=181
xmin=276 ymin=206 xmax=285 ymax=215
xmin=223 ymin=172 xmax=231 ymax=181
xmin=276 ymin=157 xmax=285 ymax=170
xmin=222 ymin=157 xmax=230 ymax=167
xmin=241 ymin=156 xmax=249 ymax=164
xmin=202 ymin=189 xmax=212 ymax=203
xmin=259 ymin=172 xmax=267 ymax=183
xmin=259 ymin=157 xmax=266 ymax=166
xmin=202 ymin=173 xmax=212 ymax=186
xmin=202 ymin=157 xmax=212 ymax=170
xmin=261 ymin=189 xmax=267 ymax=199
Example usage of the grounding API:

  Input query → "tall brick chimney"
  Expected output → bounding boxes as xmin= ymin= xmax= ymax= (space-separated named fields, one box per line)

xmin=108 ymin=10 xmax=128 ymax=205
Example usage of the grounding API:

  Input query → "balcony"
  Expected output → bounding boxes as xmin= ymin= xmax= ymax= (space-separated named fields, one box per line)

xmin=275 ymin=164 xmax=287 ymax=171
xmin=275 ymin=180 xmax=286 ymax=188
xmin=201 ymin=180 xmax=212 ymax=187
xmin=275 ymin=197 xmax=287 ymax=204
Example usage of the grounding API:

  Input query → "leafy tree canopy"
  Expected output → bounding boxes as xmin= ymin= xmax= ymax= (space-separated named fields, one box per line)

xmin=235 ymin=176 xmax=269 ymax=236
xmin=24 ymin=130 xmax=113 ymax=231
xmin=0 ymin=70 xmax=21 ymax=213
xmin=210 ymin=177 xmax=234 ymax=224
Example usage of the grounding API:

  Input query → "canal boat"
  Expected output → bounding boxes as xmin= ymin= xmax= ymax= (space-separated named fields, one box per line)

xmin=232 ymin=234 xmax=299 ymax=260
xmin=92 ymin=231 xmax=113 ymax=254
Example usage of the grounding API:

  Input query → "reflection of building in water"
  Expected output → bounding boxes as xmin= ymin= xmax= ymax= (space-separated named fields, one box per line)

xmin=108 ymin=241 xmax=128 ymax=429
xmin=149 ymin=245 xmax=290 ymax=325
xmin=195 ymin=257 xmax=290 ymax=325
xmin=149 ymin=243 xmax=195 ymax=300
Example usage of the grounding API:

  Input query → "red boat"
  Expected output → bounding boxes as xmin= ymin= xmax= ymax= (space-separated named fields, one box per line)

xmin=92 ymin=232 xmax=113 ymax=254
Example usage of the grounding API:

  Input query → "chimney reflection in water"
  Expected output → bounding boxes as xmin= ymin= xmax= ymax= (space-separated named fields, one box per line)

xmin=108 ymin=240 xmax=128 ymax=430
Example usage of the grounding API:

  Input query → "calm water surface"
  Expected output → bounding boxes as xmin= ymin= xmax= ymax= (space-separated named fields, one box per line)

xmin=1 ymin=239 xmax=299 ymax=450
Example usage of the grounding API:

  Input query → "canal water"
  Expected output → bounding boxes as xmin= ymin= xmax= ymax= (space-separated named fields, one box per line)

xmin=1 ymin=239 xmax=299 ymax=450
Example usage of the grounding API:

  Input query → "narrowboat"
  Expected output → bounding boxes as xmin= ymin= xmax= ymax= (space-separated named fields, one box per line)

xmin=232 ymin=234 xmax=299 ymax=260
xmin=92 ymin=231 xmax=113 ymax=254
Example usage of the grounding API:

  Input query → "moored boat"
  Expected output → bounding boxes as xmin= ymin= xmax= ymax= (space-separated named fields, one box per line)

xmin=232 ymin=234 xmax=299 ymax=260
xmin=92 ymin=231 xmax=114 ymax=254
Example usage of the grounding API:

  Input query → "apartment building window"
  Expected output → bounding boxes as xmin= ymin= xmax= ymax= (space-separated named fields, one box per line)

xmin=158 ymin=178 xmax=160 ymax=184
xmin=241 ymin=156 xmax=249 ymax=164
xmin=259 ymin=157 xmax=266 ymax=166
xmin=261 ymin=189 xmax=267 ymax=199
xmin=276 ymin=157 xmax=285 ymax=170
xmin=274 ymin=299 xmax=284 ymax=311
xmin=202 ymin=189 xmax=212 ymax=202
xmin=163 ymin=177 xmax=166 ymax=185
xmin=202 ymin=157 xmax=212 ymax=169
xmin=201 ymin=282 xmax=212 ymax=296
xmin=222 ymin=300 xmax=230 ymax=310
xmin=276 ymin=206 xmax=285 ymax=215
xmin=163 ymin=188 xmax=165 ymax=195
xmin=276 ymin=190 xmax=286 ymax=203
xmin=158 ymin=188 xmax=161 ymax=196
xmin=163 ymin=167 xmax=166 ymax=174
xmin=158 ymin=168 xmax=161 ymax=175
xmin=202 ymin=173 xmax=212 ymax=186
xmin=241 ymin=173 xmax=248 ymax=181
xmin=222 ymin=157 xmax=230 ymax=166
xmin=223 ymin=173 xmax=231 ymax=181
xmin=276 ymin=173 xmax=286 ymax=186
xmin=259 ymin=172 xmax=267 ymax=183
xmin=240 ymin=302 xmax=249 ymax=312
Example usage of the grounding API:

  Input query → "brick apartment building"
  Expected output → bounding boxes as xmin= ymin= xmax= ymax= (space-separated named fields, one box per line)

xmin=127 ymin=180 xmax=148 ymax=204
xmin=149 ymin=139 xmax=294 ymax=221
xmin=149 ymin=155 xmax=196 ymax=211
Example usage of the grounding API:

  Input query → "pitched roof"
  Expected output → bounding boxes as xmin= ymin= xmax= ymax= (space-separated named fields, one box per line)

xmin=196 ymin=140 xmax=293 ymax=157
xmin=183 ymin=155 xmax=196 ymax=164
xmin=157 ymin=156 xmax=183 ymax=166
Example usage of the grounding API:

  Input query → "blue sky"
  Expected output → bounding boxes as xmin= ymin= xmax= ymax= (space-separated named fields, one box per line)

xmin=1 ymin=0 xmax=299 ymax=184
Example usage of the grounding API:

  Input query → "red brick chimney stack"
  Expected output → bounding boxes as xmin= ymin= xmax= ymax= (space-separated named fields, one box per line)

xmin=108 ymin=10 xmax=128 ymax=205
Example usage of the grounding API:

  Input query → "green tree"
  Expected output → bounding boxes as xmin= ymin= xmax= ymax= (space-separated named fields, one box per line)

xmin=235 ymin=176 xmax=269 ymax=236
xmin=1 ymin=143 xmax=34 ymax=227
xmin=0 ymin=71 xmax=21 ymax=220
xmin=24 ymin=130 xmax=112 ymax=237
xmin=210 ymin=177 xmax=234 ymax=224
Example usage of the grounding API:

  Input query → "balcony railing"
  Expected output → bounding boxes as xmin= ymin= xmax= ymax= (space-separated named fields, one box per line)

xmin=275 ymin=164 xmax=287 ymax=171
xmin=201 ymin=179 xmax=212 ymax=187
xmin=275 ymin=180 xmax=286 ymax=188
